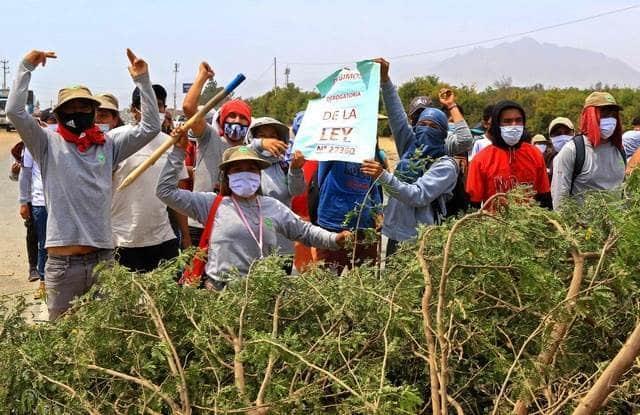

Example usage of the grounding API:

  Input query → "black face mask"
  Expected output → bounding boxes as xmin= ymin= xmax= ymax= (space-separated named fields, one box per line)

xmin=58 ymin=111 xmax=95 ymax=135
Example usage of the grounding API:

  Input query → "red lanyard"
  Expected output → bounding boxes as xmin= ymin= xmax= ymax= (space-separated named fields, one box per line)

xmin=231 ymin=195 xmax=264 ymax=258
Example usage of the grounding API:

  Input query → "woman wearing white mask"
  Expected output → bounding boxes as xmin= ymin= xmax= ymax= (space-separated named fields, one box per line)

xmin=466 ymin=100 xmax=551 ymax=209
xmin=157 ymin=141 xmax=351 ymax=290
xmin=551 ymin=92 xmax=626 ymax=210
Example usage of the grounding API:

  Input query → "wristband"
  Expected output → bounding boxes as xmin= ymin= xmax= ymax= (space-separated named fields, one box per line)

xmin=448 ymin=104 xmax=458 ymax=110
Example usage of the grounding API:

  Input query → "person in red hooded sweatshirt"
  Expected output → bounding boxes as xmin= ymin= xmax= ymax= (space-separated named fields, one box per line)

xmin=182 ymin=62 xmax=259 ymax=244
xmin=551 ymin=92 xmax=626 ymax=209
xmin=466 ymin=100 xmax=551 ymax=209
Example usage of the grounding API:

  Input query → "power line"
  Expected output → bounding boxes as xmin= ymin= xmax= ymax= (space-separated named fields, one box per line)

xmin=284 ymin=4 xmax=640 ymax=66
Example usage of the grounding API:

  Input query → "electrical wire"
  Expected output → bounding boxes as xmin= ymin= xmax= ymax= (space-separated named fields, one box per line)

xmin=283 ymin=4 xmax=640 ymax=66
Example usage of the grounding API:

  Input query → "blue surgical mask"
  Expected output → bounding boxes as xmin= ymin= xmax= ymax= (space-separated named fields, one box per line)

xmin=551 ymin=134 xmax=572 ymax=152
xmin=535 ymin=143 xmax=547 ymax=154
xmin=600 ymin=117 xmax=617 ymax=139
xmin=500 ymin=126 xmax=524 ymax=146
xmin=97 ymin=123 xmax=110 ymax=133
xmin=224 ymin=123 xmax=249 ymax=142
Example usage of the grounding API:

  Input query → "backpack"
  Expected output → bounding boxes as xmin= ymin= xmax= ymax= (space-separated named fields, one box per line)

xmin=570 ymin=135 xmax=627 ymax=195
xmin=431 ymin=156 xmax=469 ymax=223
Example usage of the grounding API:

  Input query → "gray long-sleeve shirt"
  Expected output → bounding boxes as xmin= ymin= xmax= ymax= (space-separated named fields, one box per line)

xmin=157 ymin=147 xmax=340 ymax=280
xmin=188 ymin=123 xmax=230 ymax=229
xmin=381 ymin=80 xmax=473 ymax=157
xmin=550 ymin=135 xmax=625 ymax=209
xmin=379 ymin=157 xmax=458 ymax=241
xmin=7 ymin=60 xmax=161 ymax=249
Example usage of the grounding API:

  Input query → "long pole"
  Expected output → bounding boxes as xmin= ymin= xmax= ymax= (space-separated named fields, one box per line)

xmin=117 ymin=73 xmax=246 ymax=190
xmin=172 ymin=62 xmax=179 ymax=112
xmin=0 ymin=60 xmax=9 ymax=90
xmin=273 ymin=57 xmax=277 ymax=89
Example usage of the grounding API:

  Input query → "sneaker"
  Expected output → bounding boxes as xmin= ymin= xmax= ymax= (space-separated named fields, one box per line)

xmin=33 ymin=281 xmax=46 ymax=300
xmin=28 ymin=268 xmax=40 ymax=282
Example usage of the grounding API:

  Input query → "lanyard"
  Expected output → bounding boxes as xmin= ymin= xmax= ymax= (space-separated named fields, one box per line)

xmin=231 ymin=196 xmax=264 ymax=258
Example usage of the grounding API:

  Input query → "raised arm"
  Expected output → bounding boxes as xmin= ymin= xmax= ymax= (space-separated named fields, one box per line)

xmin=183 ymin=62 xmax=214 ymax=137
xmin=156 ymin=145 xmax=215 ymax=224
xmin=287 ymin=150 xmax=306 ymax=196
xmin=440 ymin=88 xmax=473 ymax=155
xmin=6 ymin=50 xmax=56 ymax=162
xmin=374 ymin=58 xmax=415 ymax=157
xmin=111 ymin=49 xmax=161 ymax=165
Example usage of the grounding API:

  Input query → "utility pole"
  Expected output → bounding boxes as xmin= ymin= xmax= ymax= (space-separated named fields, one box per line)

xmin=0 ymin=60 xmax=9 ymax=90
xmin=284 ymin=66 xmax=290 ymax=86
xmin=273 ymin=57 xmax=277 ymax=90
xmin=172 ymin=62 xmax=179 ymax=112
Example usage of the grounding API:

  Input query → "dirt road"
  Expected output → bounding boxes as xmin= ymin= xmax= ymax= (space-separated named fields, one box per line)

xmin=0 ymin=131 xmax=35 ymax=296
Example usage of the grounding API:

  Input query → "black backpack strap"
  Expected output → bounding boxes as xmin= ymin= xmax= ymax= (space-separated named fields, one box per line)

xmin=570 ymin=135 xmax=586 ymax=196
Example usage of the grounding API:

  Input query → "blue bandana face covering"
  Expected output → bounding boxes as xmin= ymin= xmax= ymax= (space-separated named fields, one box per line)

xmin=397 ymin=108 xmax=448 ymax=183
xmin=224 ymin=123 xmax=249 ymax=141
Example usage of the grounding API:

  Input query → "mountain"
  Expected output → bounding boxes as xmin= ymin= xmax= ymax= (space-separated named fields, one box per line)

xmin=427 ymin=37 xmax=640 ymax=89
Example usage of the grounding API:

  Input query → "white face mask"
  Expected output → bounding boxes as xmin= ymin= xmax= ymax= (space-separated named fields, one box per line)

xmin=600 ymin=117 xmax=617 ymax=139
xmin=46 ymin=124 xmax=58 ymax=131
xmin=228 ymin=171 xmax=261 ymax=198
xmin=96 ymin=123 xmax=110 ymax=133
xmin=500 ymin=125 xmax=524 ymax=146
xmin=551 ymin=134 xmax=572 ymax=152
xmin=535 ymin=143 xmax=547 ymax=154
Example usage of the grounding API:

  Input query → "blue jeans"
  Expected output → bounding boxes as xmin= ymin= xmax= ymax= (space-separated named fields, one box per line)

xmin=31 ymin=205 xmax=48 ymax=280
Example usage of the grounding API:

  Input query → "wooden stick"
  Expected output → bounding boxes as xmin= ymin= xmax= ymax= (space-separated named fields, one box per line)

xmin=117 ymin=73 xmax=246 ymax=190
xmin=572 ymin=319 xmax=640 ymax=415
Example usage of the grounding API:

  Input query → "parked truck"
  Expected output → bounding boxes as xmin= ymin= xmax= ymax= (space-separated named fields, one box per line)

xmin=0 ymin=88 xmax=34 ymax=130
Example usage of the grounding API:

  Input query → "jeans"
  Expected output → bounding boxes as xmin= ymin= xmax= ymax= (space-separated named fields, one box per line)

xmin=45 ymin=249 xmax=114 ymax=321
xmin=31 ymin=205 xmax=48 ymax=280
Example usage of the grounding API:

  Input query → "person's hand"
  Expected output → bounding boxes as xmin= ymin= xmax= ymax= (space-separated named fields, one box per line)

xmin=335 ymin=230 xmax=353 ymax=247
xmin=261 ymin=139 xmax=288 ymax=157
xmin=196 ymin=62 xmax=215 ymax=82
xmin=290 ymin=150 xmax=305 ymax=169
xmin=126 ymin=49 xmax=148 ymax=78
xmin=173 ymin=128 xmax=189 ymax=150
xmin=360 ymin=159 xmax=384 ymax=179
xmin=372 ymin=57 xmax=390 ymax=83
xmin=24 ymin=50 xmax=57 ymax=69
xmin=438 ymin=88 xmax=456 ymax=108
xmin=19 ymin=204 xmax=30 ymax=220
xmin=181 ymin=234 xmax=193 ymax=249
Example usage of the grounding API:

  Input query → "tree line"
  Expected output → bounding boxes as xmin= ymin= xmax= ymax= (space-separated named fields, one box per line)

xmin=238 ymin=76 xmax=640 ymax=136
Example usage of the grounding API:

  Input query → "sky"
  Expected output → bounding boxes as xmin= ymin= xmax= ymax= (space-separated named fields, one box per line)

xmin=3 ymin=0 xmax=640 ymax=112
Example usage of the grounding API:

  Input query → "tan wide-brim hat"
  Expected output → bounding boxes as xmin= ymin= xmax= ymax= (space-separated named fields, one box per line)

xmin=248 ymin=117 xmax=290 ymax=143
xmin=531 ymin=134 xmax=550 ymax=144
xmin=584 ymin=91 xmax=622 ymax=110
xmin=548 ymin=117 xmax=575 ymax=135
xmin=53 ymin=85 xmax=101 ymax=113
xmin=95 ymin=93 xmax=119 ymax=112
xmin=219 ymin=146 xmax=271 ymax=170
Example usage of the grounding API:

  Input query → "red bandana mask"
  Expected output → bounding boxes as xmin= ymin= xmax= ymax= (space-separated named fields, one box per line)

xmin=57 ymin=124 xmax=106 ymax=153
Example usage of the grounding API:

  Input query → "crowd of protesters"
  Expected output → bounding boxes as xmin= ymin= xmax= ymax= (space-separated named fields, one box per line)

xmin=6 ymin=51 xmax=635 ymax=320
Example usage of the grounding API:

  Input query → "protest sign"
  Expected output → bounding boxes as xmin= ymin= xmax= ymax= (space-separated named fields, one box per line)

xmin=292 ymin=60 xmax=380 ymax=162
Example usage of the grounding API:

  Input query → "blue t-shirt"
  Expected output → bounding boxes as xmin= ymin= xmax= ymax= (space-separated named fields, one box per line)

xmin=317 ymin=161 xmax=381 ymax=231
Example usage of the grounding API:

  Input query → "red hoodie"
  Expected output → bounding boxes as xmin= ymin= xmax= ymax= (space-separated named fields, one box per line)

xmin=466 ymin=142 xmax=550 ymax=204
